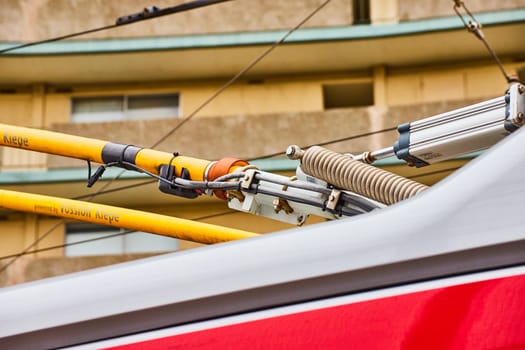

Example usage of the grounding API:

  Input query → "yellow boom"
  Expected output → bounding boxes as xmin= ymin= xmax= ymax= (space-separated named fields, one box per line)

xmin=0 ymin=123 xmax=247 ymax=182
xmin=0 ymin=189 xmax=258 ymax=244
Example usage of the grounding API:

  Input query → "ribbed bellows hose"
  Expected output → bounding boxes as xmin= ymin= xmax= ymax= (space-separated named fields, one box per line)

xmin=287 ymin=146 xmax=428 ymax=205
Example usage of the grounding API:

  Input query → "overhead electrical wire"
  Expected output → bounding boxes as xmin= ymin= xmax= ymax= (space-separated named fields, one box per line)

xmin=250 ymin=126 xmax=398 ymax=160
xmin=74 ymin=179 xmax=157 ymax=200
xmin=0 ymin=230 xmax=134 ymax=261
xmin=0 ymin=0 xmax=234 ymax=55
xmin=0 ymin=0 xmax=333 ymax=275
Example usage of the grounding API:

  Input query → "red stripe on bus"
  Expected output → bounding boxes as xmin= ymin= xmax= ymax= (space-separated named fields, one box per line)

xmin=106 ymin=273 xmax=525 ymax=349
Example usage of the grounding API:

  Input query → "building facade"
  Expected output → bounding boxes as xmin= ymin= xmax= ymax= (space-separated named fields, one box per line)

xmin=0 ymin=0 xmax=524 ymax=285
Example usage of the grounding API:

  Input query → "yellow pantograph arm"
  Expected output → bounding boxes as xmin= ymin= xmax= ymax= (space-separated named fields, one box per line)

xmin=0 ymin=189 xmax=258 ymax=244
xmin=0 ymin=123 xmax=248 ymax=182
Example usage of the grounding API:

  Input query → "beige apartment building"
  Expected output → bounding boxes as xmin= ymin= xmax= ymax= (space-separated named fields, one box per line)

xmin=0 ymin=0 xmax=524 ymax=285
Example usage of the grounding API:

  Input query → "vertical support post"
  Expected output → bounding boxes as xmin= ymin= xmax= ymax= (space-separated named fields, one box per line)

xmin=369 ymin=66 xmax=388 ymax=150
xmin=23 ymin=214 xmax=38 ymax=259
xmin=373 ymin=66 xmax=387 ymax=106
xmin=370 ymin=0 xmax=399 ymax=24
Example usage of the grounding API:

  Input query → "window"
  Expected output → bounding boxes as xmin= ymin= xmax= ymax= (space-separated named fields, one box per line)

xmin=71 ymin=93 xmax=179 ymax=123
xmin=322 ymin=82 xmax=374 ymax=109
xmin=353 ymin=0 xmax=371 ymax=25
xmin=65 ymin=224 xmax=179 ymax=256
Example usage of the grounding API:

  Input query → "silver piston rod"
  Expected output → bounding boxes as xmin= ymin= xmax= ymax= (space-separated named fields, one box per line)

xmin=357 ymin=83 xmax=525 ymax=167
xmin=287 ymin=145 xmax=428 ymax=205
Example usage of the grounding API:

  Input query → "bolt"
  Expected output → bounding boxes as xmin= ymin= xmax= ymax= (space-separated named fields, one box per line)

xmin=286 ymin=145 xmax=304 ymax=160
xmin=519 ymin=85 xmax=525 ymax=94
xmin=273 ymin=198 xmax=281 ymax=213
xmin=517 ymin=112 xmax=525 ymax=123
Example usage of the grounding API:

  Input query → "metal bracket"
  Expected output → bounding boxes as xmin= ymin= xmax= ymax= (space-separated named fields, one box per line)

xmin=241 ymin=169 xmax=257 ymax=190
xmin=506 ymin=84 xmax=525 ymax=129
xmin=158 ymin=164 xmax=200 ymax=199
xmin=326 ymin=189 xmax=341 ymax=211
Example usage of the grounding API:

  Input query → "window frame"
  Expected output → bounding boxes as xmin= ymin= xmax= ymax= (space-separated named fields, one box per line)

xmin=70 ymin=93 xmax=180 ymax=123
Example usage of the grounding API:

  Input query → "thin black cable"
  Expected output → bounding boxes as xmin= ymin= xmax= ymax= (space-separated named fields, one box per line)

xmin=0 ymin=0 xmax=233 ymax=55
xmin=250 ymin=126 xmax=397 ymax=160
xmin=104 ymin=160 xmax=243 ymax=191
xmin=0 ymin=230 xmax=133 ymax=261
xmin=74 ymin=179 xmax=157 ymax=200
xmin=1 ymin=1 xmax=333 ymax=275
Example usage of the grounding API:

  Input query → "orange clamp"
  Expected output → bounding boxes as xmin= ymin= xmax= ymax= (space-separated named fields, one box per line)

xmin=208 ymin=157 xmax=249 ymax=200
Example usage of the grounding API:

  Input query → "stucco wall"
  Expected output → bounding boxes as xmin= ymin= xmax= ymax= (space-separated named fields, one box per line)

xmin=399 ymin=0 xmax=525 ymax=21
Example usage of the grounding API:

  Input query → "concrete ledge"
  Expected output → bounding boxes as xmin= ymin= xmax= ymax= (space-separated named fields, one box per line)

xmin=1 ymin=9 xmax=523 ymax=55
